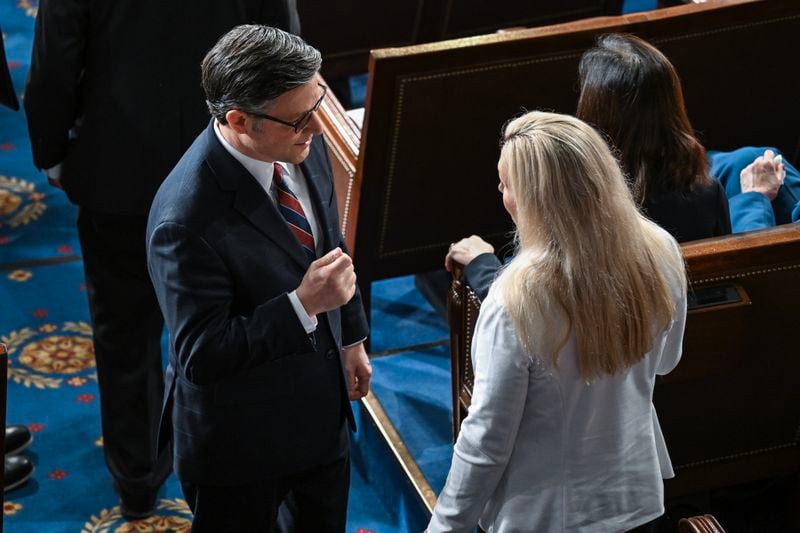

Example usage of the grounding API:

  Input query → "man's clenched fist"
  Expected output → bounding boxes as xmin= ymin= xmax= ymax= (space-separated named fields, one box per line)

xmin=296 ymin=248 xmax=357 ymax=317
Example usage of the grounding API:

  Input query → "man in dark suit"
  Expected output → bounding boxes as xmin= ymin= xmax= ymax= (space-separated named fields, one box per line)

xmin=146 ymin=26 xmax=371 ymax=531
xmin=23 ymin=0 xmax=299 ymax=519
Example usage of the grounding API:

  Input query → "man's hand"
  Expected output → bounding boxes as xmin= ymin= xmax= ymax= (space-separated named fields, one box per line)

xmin=445 ymin=235 xmax=495 ymax=272
xmin=740 ymin=149 xmax=785 ymax=201
xmin=296 ymin=248 xmax=356 ymax=317
xmin=344 ymin=343 xmax=371 ymax=400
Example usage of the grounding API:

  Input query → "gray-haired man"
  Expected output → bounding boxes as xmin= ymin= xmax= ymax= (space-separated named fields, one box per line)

xmin=146 ymin=25 xmax=371 ymax=531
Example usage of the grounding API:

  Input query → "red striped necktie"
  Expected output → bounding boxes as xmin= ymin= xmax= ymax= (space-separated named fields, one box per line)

xmin=273 ymin=163 xmax=316 ymax=262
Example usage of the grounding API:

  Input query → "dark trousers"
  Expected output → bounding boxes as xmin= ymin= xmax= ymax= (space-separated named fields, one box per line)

xmin=181 ymin=444 xmax=351 ymax=532
xmin=77 ymin=208 xmax=170 ymax=505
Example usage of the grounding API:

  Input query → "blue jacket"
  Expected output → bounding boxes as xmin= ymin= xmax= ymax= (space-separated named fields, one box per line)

xmin=709 ymin=146 xmax=800 ymax=233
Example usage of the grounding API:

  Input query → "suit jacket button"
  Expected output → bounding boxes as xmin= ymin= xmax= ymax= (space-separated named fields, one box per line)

xmin=326 ymin=349 xmax=336 ymax=359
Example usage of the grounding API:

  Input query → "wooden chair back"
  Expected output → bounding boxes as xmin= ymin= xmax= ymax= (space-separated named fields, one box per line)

xmin=298 ymin=0 xmax=623 ymax=79
xmin=316 ymin=0 xmax=800 ymax=311
xmin=679 ymin=514 xmax=726 ymax=533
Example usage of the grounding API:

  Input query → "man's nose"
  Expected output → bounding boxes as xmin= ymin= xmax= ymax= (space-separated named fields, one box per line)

xmin=305 ymin=109 xmax=324 ymax=135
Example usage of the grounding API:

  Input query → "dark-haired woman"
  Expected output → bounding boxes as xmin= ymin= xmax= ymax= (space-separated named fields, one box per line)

xmin=577 ymin=33 xmax=796 ymax=240
xmin=445 ymin=33 xmax=798 ymax=301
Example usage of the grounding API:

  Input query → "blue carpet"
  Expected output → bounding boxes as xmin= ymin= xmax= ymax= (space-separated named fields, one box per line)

xmin=370 ymin=346 xmax=454 ymax=495
xmin=0 ymin=1 xmax=81 ymax=265
xmin=2 ymin=259 xmax=408 ymax=532
xmin=370 ymin=276 xmax=448 ymax=353
xmin=1 ymin=260 xmax=187 ymax=532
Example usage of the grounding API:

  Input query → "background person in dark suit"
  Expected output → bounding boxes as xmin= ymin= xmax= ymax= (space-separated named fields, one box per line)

xmin=23 ymin=0 xmax=300 ymax=519
xmin=146 ymin=25 xmax=371 ymax=531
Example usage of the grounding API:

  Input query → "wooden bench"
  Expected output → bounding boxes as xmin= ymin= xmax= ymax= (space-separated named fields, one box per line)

xmin=447 ymin=224 xmax=800 ymax=498
xmin=298 ymin=0 xmax=623 ymax=80
xmin=317 ymin=0 xmax=800 ymax=313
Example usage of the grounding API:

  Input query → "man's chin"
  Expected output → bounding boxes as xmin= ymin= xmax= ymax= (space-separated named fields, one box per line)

xmin=290 ymin=145 xmax=312 ymax=164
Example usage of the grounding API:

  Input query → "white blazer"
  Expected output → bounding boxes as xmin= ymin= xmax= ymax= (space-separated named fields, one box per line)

xmin=429 ymin=237 xmax=687 ymax=532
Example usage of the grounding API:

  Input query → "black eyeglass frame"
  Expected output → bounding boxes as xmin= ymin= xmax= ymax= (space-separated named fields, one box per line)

xmin=246 ymin=83 xmax=327 ymax=133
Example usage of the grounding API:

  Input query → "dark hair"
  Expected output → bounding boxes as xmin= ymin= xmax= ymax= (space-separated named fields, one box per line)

xmin=201 ymin=25 xmax=321 ymax=124
xmin=576 ymin=33 xmax=710 ymax=203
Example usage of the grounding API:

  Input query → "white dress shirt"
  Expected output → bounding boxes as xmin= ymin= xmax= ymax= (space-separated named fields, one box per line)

xmin=213 ymin=121 xmax=320 ymax=333
xmin=429 ymin=228 xmax=687 ymax=532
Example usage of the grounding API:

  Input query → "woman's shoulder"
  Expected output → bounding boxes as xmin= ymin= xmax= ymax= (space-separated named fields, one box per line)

xmin=477 ymin=288 xmax=524 ymax=347
xmin=480 ymin=287 xmax=509 ymax=323
xmin=695 ymin=177 xmax=727 ymax=203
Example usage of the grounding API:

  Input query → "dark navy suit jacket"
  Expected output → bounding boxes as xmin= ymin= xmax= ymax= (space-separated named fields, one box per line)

xmin=146 ymin=121 xmax=369 ymax=484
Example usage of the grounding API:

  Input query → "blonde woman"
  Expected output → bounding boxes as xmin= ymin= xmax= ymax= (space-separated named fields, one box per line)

xmin=429 ymin=111 xmax=687 ymax=532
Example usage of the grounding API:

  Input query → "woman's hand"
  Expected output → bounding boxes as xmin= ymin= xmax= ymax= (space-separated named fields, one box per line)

xmin=740 ymin=149 xmax=786 ymax=201
xmin=445 ymin=235 xmax=495 ymax=272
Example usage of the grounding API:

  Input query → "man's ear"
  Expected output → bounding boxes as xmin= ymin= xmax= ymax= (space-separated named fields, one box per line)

xmin=225 ymin=109 xmax=250 ymax=134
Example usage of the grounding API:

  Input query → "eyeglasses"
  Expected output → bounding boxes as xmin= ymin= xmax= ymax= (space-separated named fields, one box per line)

xmin=247 ymin=83 xmax=327 ymax=133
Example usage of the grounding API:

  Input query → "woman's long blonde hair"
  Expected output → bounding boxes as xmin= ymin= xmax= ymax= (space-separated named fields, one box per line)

xmin=493 ymin=111 xmax=686 ymax=380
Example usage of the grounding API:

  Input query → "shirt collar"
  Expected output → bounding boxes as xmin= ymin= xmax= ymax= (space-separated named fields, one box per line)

xmin=213 ymin=120 xmax=290 ymax=193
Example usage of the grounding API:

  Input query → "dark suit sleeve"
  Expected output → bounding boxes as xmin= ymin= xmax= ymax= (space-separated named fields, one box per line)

xmin=314 ymin=134 xmax=369 ymax=346
xmin=148 ymin=221 xmax=316 ymax=386
xmin=337 ymin=237 xmax=369 ymax=346
xmin=464 ymin=253 xmax=502 ymax=301
xmin=24 ymin=0 xmax=89 ymax=169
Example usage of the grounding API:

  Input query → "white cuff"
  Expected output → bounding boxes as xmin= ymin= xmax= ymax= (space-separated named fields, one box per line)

xmin=288 ymin=290 xmax=317 ymax=334
xmin=343 ymin=338 xmax=367 ymax=349
xmin=44 ymin=163 xmax=63 ymax=181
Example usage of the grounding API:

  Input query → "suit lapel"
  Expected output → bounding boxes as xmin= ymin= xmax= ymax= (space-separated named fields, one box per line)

xmin=301 ymin=136 xmax=336 ymax=253
xmin=203 ymin=121 xmax=311 ymax=270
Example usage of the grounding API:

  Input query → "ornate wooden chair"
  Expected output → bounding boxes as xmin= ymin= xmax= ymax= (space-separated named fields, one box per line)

xmin=678 ymin=514 xmax=726 ymax=533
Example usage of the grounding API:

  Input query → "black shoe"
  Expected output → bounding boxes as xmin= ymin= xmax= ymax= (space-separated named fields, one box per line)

xmin=5 ymin=425 xmax=33 ymax=456
xmin=116 ymin=482 xmax=158 ymax=521
xmin=4 ymin=455 xmax=34 ymax=492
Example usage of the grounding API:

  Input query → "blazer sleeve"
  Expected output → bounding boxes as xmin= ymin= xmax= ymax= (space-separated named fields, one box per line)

xmin=147 ymin=220 xmax=317 ymax=386
xmin=428 ymin=293 xmax=530 ymax=532
xmin=464 ymin=253 xmax=502 ymax=301
xmin=729 ymin=192 xmax=776 ymax=233
xmin=24 ymin=0 xmax=89 ymax=169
